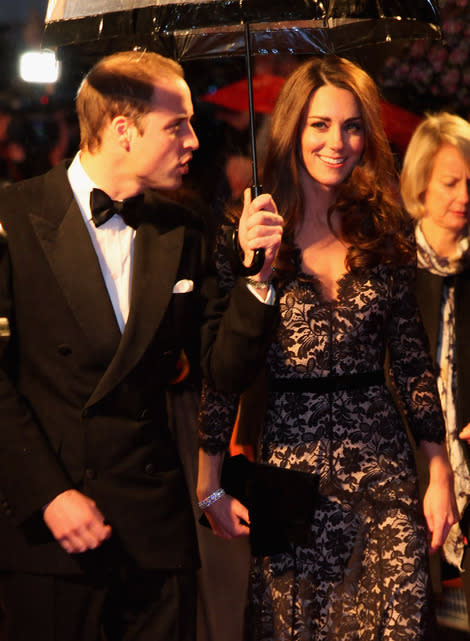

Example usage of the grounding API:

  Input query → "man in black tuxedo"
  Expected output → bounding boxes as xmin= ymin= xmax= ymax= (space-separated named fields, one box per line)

xmin=0 ymin=50 xmax=283 ymax=641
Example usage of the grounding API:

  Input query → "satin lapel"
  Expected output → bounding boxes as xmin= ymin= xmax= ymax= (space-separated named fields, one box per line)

xmin=29 ymin=171 xmax=121 ymax=363
xmin=87 ymin=221 xmax=184 ymax=407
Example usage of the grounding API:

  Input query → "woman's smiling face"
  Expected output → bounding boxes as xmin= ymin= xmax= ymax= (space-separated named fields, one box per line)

xmin=299 ymin=84 xmax=365 ymax=193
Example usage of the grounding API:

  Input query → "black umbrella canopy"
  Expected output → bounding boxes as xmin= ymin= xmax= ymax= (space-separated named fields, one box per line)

xmin=43 ymin=1 xmax=440 ymax=58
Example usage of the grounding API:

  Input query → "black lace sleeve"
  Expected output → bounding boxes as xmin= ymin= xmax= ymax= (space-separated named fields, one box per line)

xmin=386 ymin=264 xmax=445 ymax=444
xmin=198 ymin=381 xmax=239 ymax=454
xmin=199 ymin=229 xmax=240 ymax=454
xmin=201 ymin=226 xmax=278 ymax=393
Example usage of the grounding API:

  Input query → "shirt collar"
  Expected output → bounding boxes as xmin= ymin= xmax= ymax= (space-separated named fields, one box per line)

xmin=67 ymin=152 xmax=99 ymax=223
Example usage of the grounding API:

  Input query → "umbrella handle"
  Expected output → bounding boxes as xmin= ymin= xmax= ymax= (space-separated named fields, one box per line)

xmin=237 ymin=183 xmax=265 ymax=276
xmin=230 ymin=228 xmax=265 ymax=277
xmin=239 ymin=248 xmax=266 ymax=276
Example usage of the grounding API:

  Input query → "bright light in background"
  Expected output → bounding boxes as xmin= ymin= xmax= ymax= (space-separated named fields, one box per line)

xmin=19 ymin=50 xmax=60 ymax=83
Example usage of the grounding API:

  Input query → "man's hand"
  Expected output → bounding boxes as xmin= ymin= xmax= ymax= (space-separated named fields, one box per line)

xmin=238 ymin=188 xmax=283 ymax=282
xmin=43 ymin=489 xmax=112 ymax=554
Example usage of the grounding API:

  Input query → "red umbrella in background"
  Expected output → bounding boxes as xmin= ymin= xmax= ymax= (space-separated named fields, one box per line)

xmin=201 ymin=75 xmax=422 ymax=156
xmin=201 ymin=74 xmax=287 ymax=114
xmin=379 ymin=100 xmax=422 ymax=156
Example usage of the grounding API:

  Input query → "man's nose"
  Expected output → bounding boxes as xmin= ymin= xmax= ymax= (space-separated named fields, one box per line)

xmin=185 ymin=123 xmax=199 ymax=151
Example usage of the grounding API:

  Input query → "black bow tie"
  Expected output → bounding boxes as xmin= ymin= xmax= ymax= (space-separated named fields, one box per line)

xmin=90 ymin=188 xmax=145 ymax=229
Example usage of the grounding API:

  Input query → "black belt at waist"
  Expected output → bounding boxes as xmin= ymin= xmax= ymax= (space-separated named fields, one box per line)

xmin=270 ymin=370 xmax=385 ymax=394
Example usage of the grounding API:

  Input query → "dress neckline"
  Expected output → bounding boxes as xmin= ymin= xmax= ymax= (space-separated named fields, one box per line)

xmin=291 ymin=246 xmax=349 ymax=304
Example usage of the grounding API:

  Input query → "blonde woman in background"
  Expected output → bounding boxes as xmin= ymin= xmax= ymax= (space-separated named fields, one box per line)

xmin=401 ymin=111 xmax=470 ymax=623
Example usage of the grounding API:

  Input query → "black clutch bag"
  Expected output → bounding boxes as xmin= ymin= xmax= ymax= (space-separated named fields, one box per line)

xmin=202 ymin=454 xmax=318 ymax=557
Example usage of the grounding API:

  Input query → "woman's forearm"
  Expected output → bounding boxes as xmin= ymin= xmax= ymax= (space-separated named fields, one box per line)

xmin=196 ymin=449 xmax=225 ymax=502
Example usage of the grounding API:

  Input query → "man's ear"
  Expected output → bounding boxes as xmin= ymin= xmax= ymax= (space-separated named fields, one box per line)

xmin=111 ymin=115 xmax=132 ymax=151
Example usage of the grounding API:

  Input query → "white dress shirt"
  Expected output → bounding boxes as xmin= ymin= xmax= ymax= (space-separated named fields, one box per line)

xmin=68 ymin=153 xmax=273 ymax=330
xmin=67 ymin=154 xmax=134 ymax=333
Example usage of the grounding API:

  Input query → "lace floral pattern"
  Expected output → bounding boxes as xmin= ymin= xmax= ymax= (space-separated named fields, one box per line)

xmin=200 ymin=241 xmax=444 ymax=640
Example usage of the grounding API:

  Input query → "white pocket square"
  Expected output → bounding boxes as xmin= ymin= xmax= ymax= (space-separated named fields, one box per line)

xmin=172 ymin=279 xmax=194 ymax=293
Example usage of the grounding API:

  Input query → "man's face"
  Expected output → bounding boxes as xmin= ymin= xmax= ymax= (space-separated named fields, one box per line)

xmin=130 ymin=76 xmax=199 ymax=191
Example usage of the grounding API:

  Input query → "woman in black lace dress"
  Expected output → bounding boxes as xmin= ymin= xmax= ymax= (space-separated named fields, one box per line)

xmin=197 ymin=56 xmax=457 ymax=640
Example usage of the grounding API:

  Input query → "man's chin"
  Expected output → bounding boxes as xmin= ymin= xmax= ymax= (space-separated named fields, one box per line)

xmin=147 ymin=177 xmax=182 ymax=192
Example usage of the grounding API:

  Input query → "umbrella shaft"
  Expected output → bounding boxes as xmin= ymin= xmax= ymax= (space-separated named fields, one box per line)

xmin=244 ymin=21 xmax=260 ymax=195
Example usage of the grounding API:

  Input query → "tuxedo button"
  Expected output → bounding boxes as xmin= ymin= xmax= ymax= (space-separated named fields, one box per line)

xmin=57 ymin=344 xmax=72 ymax=356
xmin=0 ymin=317 xmax=10 ymax=338
xmin=2 ymin=499 xmax=12 ymax=517
xmin=138 ymin=408 xmax=151 ymax=420
xmin=84 ymin=468 xmax=96 ymax=480
xmin=144 ymin=463 xmax=156 ymax=475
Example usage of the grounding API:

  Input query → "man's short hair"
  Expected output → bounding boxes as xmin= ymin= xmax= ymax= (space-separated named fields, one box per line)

xmin=76 ymin=50 xmax=184 ymax=152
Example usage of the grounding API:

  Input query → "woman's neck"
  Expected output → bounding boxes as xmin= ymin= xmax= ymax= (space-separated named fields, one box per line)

xmin=420 ymin=218 xmax=464 ymax=259
xmin=298 ymin=178 xmax=338 ymax=238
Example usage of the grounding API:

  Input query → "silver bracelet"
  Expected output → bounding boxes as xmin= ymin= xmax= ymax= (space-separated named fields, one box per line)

xmin=244 ymin=276 xmax=271 ymax=290
xmin=198 ymin=488 xmax=226 ymax=510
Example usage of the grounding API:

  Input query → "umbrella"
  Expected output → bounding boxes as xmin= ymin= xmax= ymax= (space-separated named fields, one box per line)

xmin=379 ymin=100 xmax=422 ymax=156
xmin=201 ymin=73 xmax=286 ymax=114
xmin=43 ymin=0 xmax=440 ymax=273
xmin=44 ymin=2 xmax=441 ymax=61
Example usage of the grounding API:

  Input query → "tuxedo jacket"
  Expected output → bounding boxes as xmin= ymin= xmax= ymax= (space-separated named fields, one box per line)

xmin=415 ymin=267 xmax=470 ymax=466
xmin=0 ymin=162 xmax=215 ymax=575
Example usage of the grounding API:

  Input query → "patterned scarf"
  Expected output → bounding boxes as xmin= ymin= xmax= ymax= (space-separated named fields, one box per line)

xmin=416 ymin=222 xmax=470 ymax=569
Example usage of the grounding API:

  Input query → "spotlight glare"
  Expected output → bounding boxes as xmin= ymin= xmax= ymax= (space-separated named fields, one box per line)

xmin=19 ymin=51 xmax=60 ymax=84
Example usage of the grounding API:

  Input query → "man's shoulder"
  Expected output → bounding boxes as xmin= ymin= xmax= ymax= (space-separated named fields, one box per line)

xmin=144 ymin=190 xmax=206 ymax=235
xmin=0 ymin=163 xmax=69 ymax=205
xmin=1 ymin=171 xmax=44 ymax=200
xmin=0 ymin=163 xmax=72 ymax=227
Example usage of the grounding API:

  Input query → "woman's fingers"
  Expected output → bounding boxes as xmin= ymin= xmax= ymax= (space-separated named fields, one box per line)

xmin=205 ymin=495 xmax=250 ymax=540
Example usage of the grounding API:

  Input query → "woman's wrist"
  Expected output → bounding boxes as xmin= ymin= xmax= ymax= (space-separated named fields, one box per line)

xmin=197 ymin=450 xmax=225 ymax=501
xmin=422 ymin=442 xmax=453 ymax=483
xmin=428 ymin=457 xmax=453 ymax=484
xmin=198 ymin=488 xmax=226 ymax=511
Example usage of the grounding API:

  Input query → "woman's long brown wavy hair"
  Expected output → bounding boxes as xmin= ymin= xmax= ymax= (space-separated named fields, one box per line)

xmin=258 ymin=55 xmax=413 ymax=278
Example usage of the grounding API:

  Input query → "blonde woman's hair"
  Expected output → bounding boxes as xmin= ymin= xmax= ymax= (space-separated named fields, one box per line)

xmin=400 ymin=112 xmax=470 ymax=220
